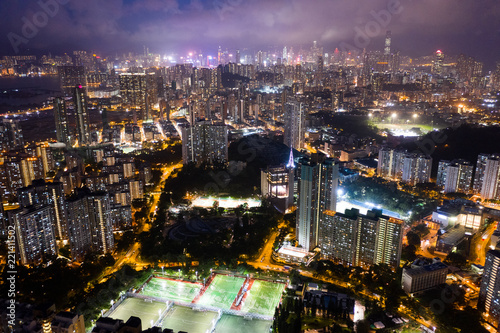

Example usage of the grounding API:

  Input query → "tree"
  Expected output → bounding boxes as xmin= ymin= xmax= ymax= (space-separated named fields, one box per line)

xmin=406 ymin=231 xmax=421 ymax=247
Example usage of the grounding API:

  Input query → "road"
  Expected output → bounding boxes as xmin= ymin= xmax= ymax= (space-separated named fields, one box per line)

xmin=97 ymin=162 xmax=182 ymax=283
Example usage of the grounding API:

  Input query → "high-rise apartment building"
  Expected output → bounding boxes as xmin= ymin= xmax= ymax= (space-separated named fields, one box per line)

xmin=283 ymin=98 xmax=305 ymax=151
xmin=401 ymin=153 xmax=432 ymax=185
xmin=65 ymin=190 xmax=114 ymax=260
xmin=73 ymin=85 xmax=90 ymax=147
xmin=181 ymin=121 xmax=228 ymax=165
xmin=0 ymin=119 xmax=24 ymax=151
xmin=17 ymin=180 xmax=68 ymax=241
xmin=321 ymin=208 xmax=403 ymax=268
xmin=296 ymin=155 xmax=339 ymax=251
xmin=53 ymin=97 xmax=70 ymax=146
xmin=479 ymin=250 xmax=500 ymax=328
xmin=8 ymin=205 xmax=57 ymax=265
xmin=436 ymin=160 xmax=474 ymax=193
xmin=474 ymin=154 xmax=500 ymax=200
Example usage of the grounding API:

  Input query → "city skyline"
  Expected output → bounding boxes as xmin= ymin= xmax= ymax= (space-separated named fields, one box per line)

xmin=1 ymin=0 xmax=500 ymax=69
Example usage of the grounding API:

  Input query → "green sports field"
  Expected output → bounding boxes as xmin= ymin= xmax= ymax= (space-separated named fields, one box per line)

xmin=240 ymin=280 xmax=286 ymax=316
xmin=214 ymin=314 xmax=272 ymax=333
xmin=161 ymin=306 xmax=219 ymax=333
xmin=107 ymin=297 xmax=168 ymax=329
xmin=140 ymin=277 xmax=202 ymax=303
xmin=196 ymin=275 xmax=245 ymax=310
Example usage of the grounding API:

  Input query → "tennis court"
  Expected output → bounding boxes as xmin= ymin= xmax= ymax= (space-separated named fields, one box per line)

xmin=140 ymin=277 xmax=202 ymax=303
xmin=196 ymin=275 xmax=245 ymax=309
xmin=240 ymin=280 xmax=286 ymax=316
xmin=161 ymin=305 xmax=219 ymax=333
xmin=214 ymin=314 xmax=272 ymax=333
xmin=107 ymin=297 xmax=168 ymax=329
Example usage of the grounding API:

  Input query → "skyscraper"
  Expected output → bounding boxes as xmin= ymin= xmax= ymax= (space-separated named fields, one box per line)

xmin=284 ymin=98 xmax=305 ymax=151
xmin=296 ymin=155 xmax=339 ymax=251
xmin=401 ymin=153 xmax=432 ymax=185
xmin=321 ymin=208 xmax=403 ymax=268
xmin=384 ymin=30 xmax=392 ymax=56
xmin=433 ymin=50 xmax=444 ymax=76
xmin=53 ymin=97 xmax=70 ymax=146
xmin=181 ymin=121 xmax=228 ymax=165
xmin=479 ymin=250 xmax=500 ymax=328
xmin=119 ymin=73 xmax=147 ymax=112
xmin=73 ymin=85 xmax=90 ymax=147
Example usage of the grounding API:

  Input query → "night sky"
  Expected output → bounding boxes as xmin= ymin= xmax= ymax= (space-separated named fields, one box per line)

xmin=1 ymin=0 xmax=499 ymax=69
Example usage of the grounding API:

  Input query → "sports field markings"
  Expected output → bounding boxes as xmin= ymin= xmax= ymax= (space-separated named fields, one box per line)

xmin=107 ymin=297 xmax=168 ymax=329
xmin=140 ymin=277 xmax=202 ymax=303
xmin=214 ymin=314 xmax=272 ymax=333
xmin=196 ymin=275 xmax=246 ymax=310
xmin=240 ymin=280 xmax=286 ymax=316
xmin=161 ymin=306 xmax=219 ymax=333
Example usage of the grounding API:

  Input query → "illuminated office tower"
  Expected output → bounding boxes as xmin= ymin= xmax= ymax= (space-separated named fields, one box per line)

xmin=236 ymin=49 xmax=241 ymax=64
xmin=433 ymin=50 xmax=444 ymax=76
xmin=9 ymin=205 xmax=57 ymax=265
xmin=65 ymin=190 xmax=114 ymax=260
xmin=296 ymin=155 xmax=339 ymax=251
xmin=17 ymin=180 xmax=68 ymax=241
xmin=73 ymin=85 xmax=90 ymax=147
xmin=321 ymin=209 xmax=403 ymax=268
xmin=284 ymin=98 xmax=305 ymax=151
xmin=436 ymin=160 xmax=473 ymax=193
xmin=181 ymin=121 xmax=228 ymax=165
xmin=384 ymin=30 xmax=391 ymax=56
xmin=58 ymin=66 xmax=86 ymax=96
xmin=261 ymin=162 xmax=294 ymax=209
xmin=479 ymin=250 xmax=500 ymax=328
xmin=0 ymin=118 xmax=24 ymax=151
xmin=53 ymin=97 xmax=70 ymax=146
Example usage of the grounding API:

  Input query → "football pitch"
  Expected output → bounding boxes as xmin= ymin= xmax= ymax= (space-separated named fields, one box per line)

xmin=196 ymin=275 xmax=246 ymax=310
xmin=107 ymin=297 xmax=168 ymax=329
xmin=214 ymin=314 xmax=272 ymax=333
xmin=240 ymin=280 xmax=286 ymax=316
xmin=161 ymin=306 xmax=219 ymax=333
xmin=140 ymin=277 xmax=202 ymax=303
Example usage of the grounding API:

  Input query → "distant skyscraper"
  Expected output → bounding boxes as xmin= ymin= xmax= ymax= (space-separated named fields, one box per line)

xmin=235 ymin=49 xmax=241 ymax=64
xmin=433 ymin=50 xmax=444 ymax=76
xmin=9 ymin=205 xmax=57 ymax=265
xmin=479 ymin=250 xmax=500 ymax=328
xmin=181 ymin=121 xmax=228 ymax=165
xmin=73 ymin=85 xmax=90 ymax=147
xmin=261 ymin=164 xmax=294 ymax=210
xmin=53 ymin=97 xmax=70 ymax=146
xmin=377 ymin=148 xmax=405 ymax=180
xmin=321 ymin=208 xmax=403 ymax=268
xmin=384 ymin=30 xmax=391 ymax=56
xmin=284 ymin=98 xmax=305 ymax=151
xmin=436 ymin=160 xmax=473 ymax=193
xmin=58 ymin=66 xmax=86 ymax=96
xmin=296 ymin=155 xmax=339 ymax=251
